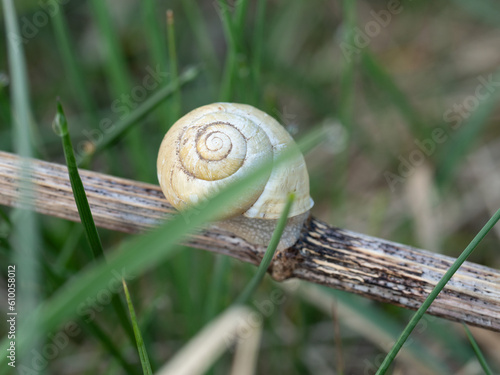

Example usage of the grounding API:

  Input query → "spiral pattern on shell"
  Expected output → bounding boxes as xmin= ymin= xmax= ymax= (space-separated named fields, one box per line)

xmin=157 ymin=103 xmax=313 ymax=220
xmin=179 ymin=122 xmax=248 ymax=181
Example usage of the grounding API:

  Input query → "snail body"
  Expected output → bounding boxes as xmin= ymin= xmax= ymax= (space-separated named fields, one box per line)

xmin=157 ymin=103 xmax=313 ymax=249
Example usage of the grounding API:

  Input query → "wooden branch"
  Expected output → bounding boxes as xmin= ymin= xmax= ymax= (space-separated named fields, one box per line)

xmin=1 ymin=151 xmax=499 ymax=331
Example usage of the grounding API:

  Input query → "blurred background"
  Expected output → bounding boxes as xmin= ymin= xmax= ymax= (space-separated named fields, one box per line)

xmin=1 ymin=0 xmax=499 ymax=374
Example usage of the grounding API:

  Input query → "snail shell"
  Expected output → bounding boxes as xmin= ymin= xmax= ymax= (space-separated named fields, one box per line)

xmin=157 ymin=102 xmax=313 ymax=249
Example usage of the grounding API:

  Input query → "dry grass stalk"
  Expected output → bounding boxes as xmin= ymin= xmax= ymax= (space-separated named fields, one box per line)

xmin=1 ymin=151 xmax=499 ymax=331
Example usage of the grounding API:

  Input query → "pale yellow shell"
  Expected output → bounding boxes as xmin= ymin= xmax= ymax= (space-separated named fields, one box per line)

xmin=157 ymin=102 xmax=313 ymax=221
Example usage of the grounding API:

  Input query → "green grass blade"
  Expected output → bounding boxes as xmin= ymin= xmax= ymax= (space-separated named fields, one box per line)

xmin=142 ymin=0 xmax=172 ymax=130
xmin=144 ymin=7 xmax=194 ymax=344
xmin=0 ymin=206 xmax=12 ymax=228
xmin=88 ymin=0 xmax=131 ymax=95
xmin=203 ymin=256 xmax=231 ymax=322
xmin=55 ymin=101 xmax=138 ymax=348
xmin=216 ymin=0 xmax=236 ymax=47
xmin=217 ymin=0 xmax=238 ymax=101
xmin=43 ymin=247 xmax=140 ymax=374
xmin=79 ymin=66 xmax=200 ymax=163
xmin=220 ymin=50 xmax=238 ymax=102
xmin=319 ymin=287 xmax=450 ymax=374
xmin=143 ymin=0 xmax=169 ymax=71
xmin=234 ymin=0 xmax=250 ymax=40
xmin=376 ymin=207 xmax=500 ymax=374
xmin=55 ymin=101 xmax=105 ymax=259
xmin=88 ymin=0 xmax=146 ymax=176
xmin=251 ymin=0 xmax=266 ymax=105
xmin=123 ymin=280 xmax=153 ymax=375
xmin=51 ymin=7 xmax=99 ymax=124
xmin=167 ymin=10 xmax=181 ymax=121
xmin=2 ymin=1 xmax=32 ymax=159
xmin=167 ymin=248 xmax=199 ymax=336
xmin=332 ymin=0 xmax=356 ymax=226
xmin=339 ymin=0 xmax=356 ymax=131
xmin=462 ymin=323 xmax=494 ymax=375
xmin=54 ymin=224 xmax=83 ymax=274
xmin=235 ymin=193 xmax=295 ymax=305
xmin=84 ymin=320 xmax=139 ymax=375
xmin=180 ymin=0 xmax=219 ymax=82
xmin=0 ymin=127 xmax=326 ymax=373
xmin=0 ymin=78 xmax=12 ymax=128
xmin=232 ymin=0 xmax=252 ymax=104
xmin=2 ymin=0 xmax=41 ymax=369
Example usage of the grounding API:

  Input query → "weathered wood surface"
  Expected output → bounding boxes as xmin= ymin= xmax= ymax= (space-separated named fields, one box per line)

xmin=1 ymin=151 xmax=499 ymax=331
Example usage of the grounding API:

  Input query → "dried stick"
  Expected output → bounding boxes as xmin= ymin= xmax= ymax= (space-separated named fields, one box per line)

xmin=1 ymin=151 xmax=499 ymax=331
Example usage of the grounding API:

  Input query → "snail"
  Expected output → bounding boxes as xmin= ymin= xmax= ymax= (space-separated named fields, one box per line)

xmin=157 ymin=103 xmax=313 ymax=250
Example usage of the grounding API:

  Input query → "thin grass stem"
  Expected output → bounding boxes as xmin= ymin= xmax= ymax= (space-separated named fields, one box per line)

xmin=376 ymin=208 xmax=500 ymax=374
xmin=462 ymin=323 xmax=494 ymax=375
xmin=167 ymin=10 xmax=182 ymax=121
xmin=235 ymin=193 xmax=295 ymax=305
xmin=55 ymin=101 xmax=139 ymax=352
xmin=123 ymin=280 xmax=154 ymax=375
xmin=2 ymin=0 xmax=40 ymax=369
